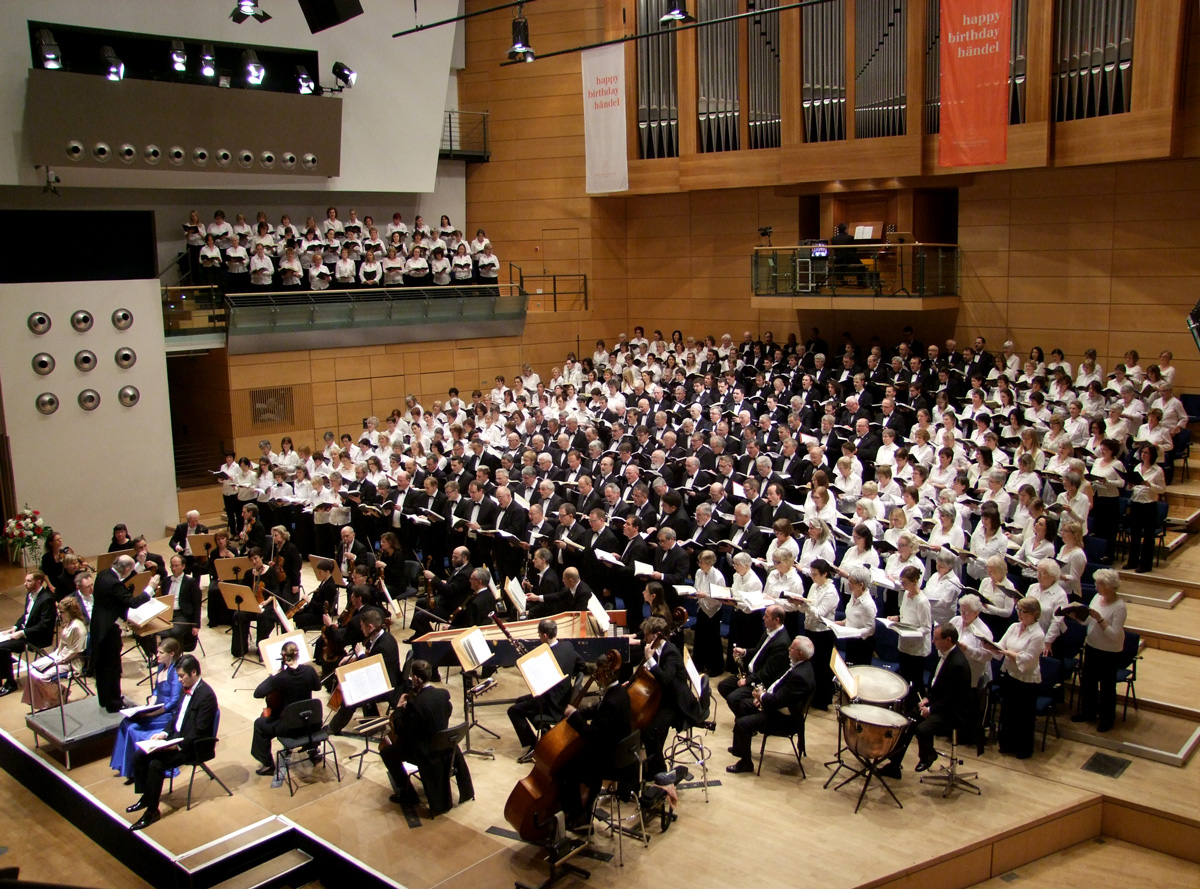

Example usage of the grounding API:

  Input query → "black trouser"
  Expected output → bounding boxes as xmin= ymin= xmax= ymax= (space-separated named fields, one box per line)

xmin=717 ymin=677 xmax=758 ymax=719
xmin=223 ymin=494 xmax=241 ymax=533
xmin=95 ymin=630 xmax=124 ymax=711
xmin=252 ymin=715 xmax=283 ymax=768
xmin=885 ymin=712 xmax=952 ymax=766
xmin=1127 ymin=500 xmax=1158 ymax=571
xmin=692 ymin=609 xmax=725 ymax=676
xmin=999 ymin=673 xmax=1038 ymax=759
xmin=731 ymin=709 xmax=792 ymax=762
xmin=1078 ymin=645 xmax=1121 ymax=729
xmin=0 ymin=639 xmax=27 ymax=684
xmin=133 ymin=746 xmax=186 ymax=812
xmin=508 ymin=694 xmax=559 ymax=750
xmin=845 ymin=636 xmax=875 ymax=666
xmin=232 ymin=609 xmax=276 ymax=657
xmin=808 ymin=630 xmax=835 ymax=709
xmin=1092 ymin=495 xmax=1120 ymax=560
xmin=642 ymin=708 xmax=676 ymax=777
xmin=897 ymin=652 xmax=927 ymax=711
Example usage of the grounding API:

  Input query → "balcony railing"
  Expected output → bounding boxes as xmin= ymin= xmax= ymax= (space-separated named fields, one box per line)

xmin=162 ymin=284 xmax=225 ymax=336
xmin=751 ymin=242 xmax=960 ymax=297
xmin=509 ymin=262 xmax=589 ymax=311
xmin=439 ymin=110 xmax=490 ymax=161
xmin=222 ymin=284 xmax=526 ymax=354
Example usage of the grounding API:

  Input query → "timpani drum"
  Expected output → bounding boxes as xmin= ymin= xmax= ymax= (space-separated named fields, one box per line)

xmin=840 ymin=704 xmax=910 ymax=761
xmin=844 ymin=665 xmax=909 ymax=710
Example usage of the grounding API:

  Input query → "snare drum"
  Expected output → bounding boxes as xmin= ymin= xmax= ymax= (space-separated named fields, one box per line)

xmin=844 ymin=665 xmax=909 ymax=710
xmin=840 ymin=703 xmax=910 ymax=761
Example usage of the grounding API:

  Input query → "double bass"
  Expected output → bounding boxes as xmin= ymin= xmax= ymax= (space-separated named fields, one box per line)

xmin=503 ymin=648 xmax=627 ymax=842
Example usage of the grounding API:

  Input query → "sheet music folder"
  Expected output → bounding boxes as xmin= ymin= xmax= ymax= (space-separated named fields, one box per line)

xmin=335 ymin=654 xmax=393 ymax=707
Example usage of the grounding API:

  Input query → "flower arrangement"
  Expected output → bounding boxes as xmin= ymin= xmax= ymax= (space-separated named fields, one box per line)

xmin=3 ymin=506 xmax=53 ymax=558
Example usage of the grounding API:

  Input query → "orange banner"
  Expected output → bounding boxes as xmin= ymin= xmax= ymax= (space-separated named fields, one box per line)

xmin=938 ymin=0 xmax=1011 ymax=167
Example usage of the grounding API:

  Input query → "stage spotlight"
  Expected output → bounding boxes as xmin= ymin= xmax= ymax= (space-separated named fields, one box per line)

xmin=200 ymin=44 xmax=216 ymax=77
xmin=296 ymin=65 xmax=315 ymax=95
xmin=244 ymin=50 xmax=265 ymax=85
xmin=660 ymin=2 xmax=695 ymax=25
xmin=101 ymin=46 xmax=124 ymax=81
xmin=231 ymin=1 xmax=272 ymax=24
xmin=507 ymin=4 xmax=534 ymax=63
xmin=170 ymin=39 xmax=187 ymax=72
xmin=37 ymin=29 xmax=62 ymax=70
xmin=332 ymin=61 xmax=356 ymax=87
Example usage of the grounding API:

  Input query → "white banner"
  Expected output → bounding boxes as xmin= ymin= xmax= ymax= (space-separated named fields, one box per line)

xmin=581 ymin=44 xmax=628 ymax=194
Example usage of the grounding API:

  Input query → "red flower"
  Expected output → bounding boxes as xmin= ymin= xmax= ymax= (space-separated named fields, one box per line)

xmin=32 ymin=511 xmax=40 ymax=516
xmin=17 ymin=530 xmax=25 ymax=538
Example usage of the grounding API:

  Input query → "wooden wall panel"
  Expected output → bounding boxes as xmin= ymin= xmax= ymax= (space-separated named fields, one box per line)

xmin=957 ymin=158 xmax=1200 ymax=389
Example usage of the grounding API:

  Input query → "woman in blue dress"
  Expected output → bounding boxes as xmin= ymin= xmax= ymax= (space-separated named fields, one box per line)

xmin=110 ymin=637 xmax=183 ymax=781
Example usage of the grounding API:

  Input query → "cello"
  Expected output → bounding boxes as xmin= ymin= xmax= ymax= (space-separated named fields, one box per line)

xmin=503 ymin=648 xmax=626 ymax=842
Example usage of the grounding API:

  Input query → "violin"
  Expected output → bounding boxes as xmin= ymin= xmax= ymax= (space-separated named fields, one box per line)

xmin=274 ymin=554 xmax=288 ymax=585
xmin=504 ymin=649 xmax=625 ymax=841
xmin=320 ymin=601 xmax=357 ymax=666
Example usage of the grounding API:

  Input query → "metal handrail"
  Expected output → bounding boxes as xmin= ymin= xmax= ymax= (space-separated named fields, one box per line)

xmin=440 ymin=110 xmax=490 ymax=159
xmin=224 ymin=283 xmax=519 ymax=309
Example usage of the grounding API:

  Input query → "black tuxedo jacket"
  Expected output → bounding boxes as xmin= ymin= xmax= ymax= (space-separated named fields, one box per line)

xmin=395 ymin=685 xmax=453 ymax=759
xmin=745 ymin=628 xmax=792 ymax=687
xmin=164 ymin=573 xmax=203 ymax=630
xmin=163 ymin=679 xmax=219 ymax=760
xmin=760 ymin=659 xmax=815 ymax=717
xmin=17 ymin=586 xmax=57 ymax=648
xmin=648 ymin=640 xmax=701 ymax=725
xmin=725 ymin=522 xmax=767 ymax=559
xmin=169 ymin=522 xmax=210 ymax=555
xmin=926 ymin=646 xmax=975 ymax=732
xmin=92 ymin=568 xmax=150 ymax=648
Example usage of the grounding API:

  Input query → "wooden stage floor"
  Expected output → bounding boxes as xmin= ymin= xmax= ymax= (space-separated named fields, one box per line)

xmin=0 ymin=546 xmax=1198 ymax=889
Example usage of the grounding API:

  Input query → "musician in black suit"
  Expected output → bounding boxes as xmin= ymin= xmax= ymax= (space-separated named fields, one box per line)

xmin=127 ymin=654 xmax=218 ymax=830
xmin=329 ymin=608 xmax=404 ymax=734
xmin=640 ymin=616 xmax=702 ymax=778
xmin=410 ymin=547 xmax=475 ymax=640
xmin=727 ymin=635 xmax=815 ymax=773
xmin=559 ymin=666 xmax=632 ymax=831
xmin=250 ymin=640 xmax=321 ymax=775
xmin=382 ymin=659 xmax=467 ymax=814
xmin=0 ymin=572 xmax=57 ymax=696
xmin=131 ymin=536 xmax=169 ymax=586
xmin=335 ymin=526 xmax=375 ymax=578
xmin=270 ymin=526 xmax=304 ymax=598
xmin=880 ymin=624 xmax=975 ymax=778
xmin=169 ymin=511 xmax=210 ymax=578
xmin=162 ymin=555 xmax=203 ymax=652
xmin=294 ymin=558 xmax=338 ymax=631
xmin=717 ymin=604 xmax=791 ymax=716
xmin=93 ymin=556 xmax=151 ymax=712
xmin=239 ymin=504 xmax=267 ymax=552
xmin=508 ymin=619 xmax=581 ymax=756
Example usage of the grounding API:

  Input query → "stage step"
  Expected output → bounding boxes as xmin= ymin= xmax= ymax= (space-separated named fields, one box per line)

xmin=1121 ymin=647 xmax=1200 ymax=722
xmin=1126 ymin=599 xmax=1200 ymax=658
xmin=208 ymin=849 xmax=313 ymax=889
xmin=1164 ymin=504 xmax=1200 ymax=529
xmin=1116 ymin=568 xmax=1200 ymax=600
xmin=966 ymin=837 xmax=1200 ymax=889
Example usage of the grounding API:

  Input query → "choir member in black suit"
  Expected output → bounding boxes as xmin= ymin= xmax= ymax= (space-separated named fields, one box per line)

xmin=727 ymin=636 xmax=816 ymax=773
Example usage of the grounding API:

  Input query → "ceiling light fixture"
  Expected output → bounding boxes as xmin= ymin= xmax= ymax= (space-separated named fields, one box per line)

xmin=660 ymin=2 xmax=695 ymax=25
xmin=37 ymin=29 xmax=61 ymax=70
xmin=200 ymin=44 xmax=216 ymax=77
xmin=243 ymin=49 xmax=265 ymax=85
xmin=508 ymin=4 xmax=534 ymax=63
xmin=101 ymin=46 xmax=124 ymax=81
xmin=332 ymin=61 xmax=356 ymax=88
xmin=231 ymin=1 xmax=272 ymax=23
xmin=170 ymin=39 xmax=187 ymax=72
xmin=296 ymin=65 xmax=315 ymax=95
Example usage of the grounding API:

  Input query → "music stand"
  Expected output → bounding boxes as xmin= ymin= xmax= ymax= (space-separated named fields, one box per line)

xmin=219 ymin=581 xmax=266 ymax=678
xmin=886 ymin=231 xmax=916 ymax=296
xmin=335 ymin=654 xmax=395 ymax=777
xmin=453 ymin=627 xmax=498 ymax=760
xmin=185 ymin=533 xmax=219 ymax=573
xmin=823 ymin=649 xmax=858 ymax=787
xmin=127 ymin=596 xmax=175 ymax=687
xmin=96 ymin=548 xmax=134 ymax=573
xmin=308 ymin=555 xmax=344 ymax=587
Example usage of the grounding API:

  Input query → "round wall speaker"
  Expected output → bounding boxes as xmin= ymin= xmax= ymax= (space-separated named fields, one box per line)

xmin=27 ymin=312 xmax=52 ymax=335
xmin=118 ymin=385 xmax=141 ymax=407
xmin=168 ymin=146 xmax=185 ymax=166
xmin=66 ymin=140 xmax=84 ymax=161
xmin=114 ymin=347 xmax=137 ymax=369
xmin=302 ymin=153 xmax=318 ymax=171
xmin=238 ymin=149 xmax=253 ymax=168
xmin=281 ymin=152 xmax=297 ymax=170
xmin=112 ymin=307 xmax=134 ymax=330
xmin=119 ymin=143 xmax=137 ymax=163
xmin=71 ymin=310 xmax=94 ymax=332
xmin=92 ymin=142 xmax=111 ymax=162
xmin=260 ymin=150 xmax=276 ymax=169
xmin=36 ymin=393 xmax=59 ymax=415
xmin=32 ymin=353 xmax=55 ymax=375
xmin=144 ymin=144 xmax=162 ymax=164
xmin=192 ymin=147 xmax=209 ymax=166
xmin=216 ymin=148 xmax=232 ymax=167
xmin=74 ymin=350 xmax=97 ymax=372
xmin=78 ymin=389 xmax=100 ymax=411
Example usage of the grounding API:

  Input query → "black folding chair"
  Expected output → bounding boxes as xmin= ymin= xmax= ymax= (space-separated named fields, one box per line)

xmin=167 ymin=710 xmax=233 ymax=810
xmin=274 ymin=698 xmax=342 ymax=796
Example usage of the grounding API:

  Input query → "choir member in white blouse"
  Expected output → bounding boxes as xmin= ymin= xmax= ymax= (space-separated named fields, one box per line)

xmin=967 ymin=509 xmax=1007 ymax=580
xmin=891 ymin=566 xmax=932 ymax=704
xmin=248 ymin=243 xmax=274 ymax=288
xmin=277 ymin=246 xmax=302 ymax=288
xmin=1028 ymin=558 xmax=1068 ymax=653
xmin=382 ymin=247 xmax=405 ymax=286
xmin=452 ymin=243 xmax=474 ymax=282
xmin=470 ymin=228 xmax=491 ymax=255
xmin=926 ymin=502 xmax=966 ymax=552
xmin=852 ymin=498 xmax=883 ymax=539
xmin=949 ymin=594 xmax=994 ymax=689
xmin=981 ymin=468 xmax=1012 ymax=520
xmin=358 ymin=248 xmax=383 ymax=286
xmin=923 ymin=549 xmax=962 ymax=627
xmin=838 ymin=566 xmax=877 ymax=665
xmin=762 ymin=549 xmax=805 ymax=614
xmin=1005 ymin=453 xmax=1040 ymax=495
xmin=334 ymin=247 xmax=356 ymax=286
xmin=1075 ymin=349 xmax=1103 ymax=388
xmin=1126 ymin=444 xmax=1166 ymax=573
xmin=993 ymin=596 xmax=1045 ymax=758
xmin=1014 ymin=515 xmax=1056 ymax=582
xmin=430 ymin=247 xmax=452 ymax=286
xmin=1067 ymin=568 xmax=1127 ymax=732
xmin=798 ymin=558 xmax=839 ymax=709
xmin=765 ymin=518 xmax=800 ymax=566
xmin=797 ymin=518 xmax=834 ymax=574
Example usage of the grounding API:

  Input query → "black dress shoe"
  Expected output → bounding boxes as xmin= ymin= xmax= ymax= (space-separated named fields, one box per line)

xmin=727 ymin=746 xmax=737 ymax=755
xmin=130 ymin=809 xmax=161 ymax=831
xmin=725 ymin=760 xmax=753 ymax=774
xmin=1122 ymin=563 xmax=1137 ymax=571
xmin=878 ymin=762 xmax=902 ymax=780
xmin=914 ymin=753 xmax=938 ymax=773
xmin=1070 ymin=714 xmax=1092 ymax=724
xmin=255 ymin=765 xmax=275 ymax=776
xmin=0 ymin=684 xmax=16 ymax=697
xmin=123 ymin=777 xmax=134 ymax=786
xmin=125 ymin=800 xmax=148 ymax=813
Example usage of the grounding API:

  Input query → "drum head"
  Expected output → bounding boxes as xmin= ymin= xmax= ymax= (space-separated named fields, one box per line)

xmin=848 ymin=665 xmax=910 ymax=705
xmin=841 ymin=703 xmax=909 ymax=728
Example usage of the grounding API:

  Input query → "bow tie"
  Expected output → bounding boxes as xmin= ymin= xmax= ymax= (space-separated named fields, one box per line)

xmin=185 ymin=688 xmax=194 ymax=696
